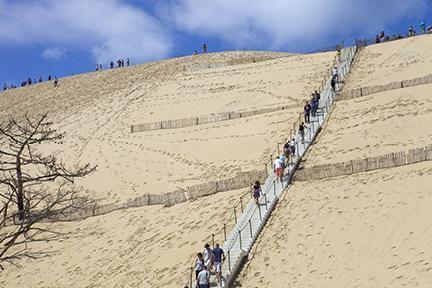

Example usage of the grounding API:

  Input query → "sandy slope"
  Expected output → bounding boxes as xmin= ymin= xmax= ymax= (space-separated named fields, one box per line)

xmin=303 ymin=84 xmax=432 ymax=166
xmin=237 ymin=161 xmax=432 ymax=287
xmin=345 ymin=34 xmax=432 ymax=89
xmin=0 ymin=188 xmax=246 ymax=288
xmin=0 ymin=51 xmax=335 ymax=204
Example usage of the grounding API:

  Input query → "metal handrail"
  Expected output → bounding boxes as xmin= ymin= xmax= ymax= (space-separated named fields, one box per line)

xmin=183 ymin=46 xmax=359 ymax=287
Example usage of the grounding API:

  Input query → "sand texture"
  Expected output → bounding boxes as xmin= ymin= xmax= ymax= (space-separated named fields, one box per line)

xmin=303 ymin=83 xmax=432 ymax=167
xmin=237 ymin=161 xmax=432 ymax=287
xmin=0 ymin=188 xmax=246 ymax=288
xmin=0 ymin=51 xmax=335 ymax=204
xmin=345 ymin=34 xmax=432 ymax=90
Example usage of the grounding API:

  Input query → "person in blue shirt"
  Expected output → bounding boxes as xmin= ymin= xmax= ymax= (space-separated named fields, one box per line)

xmin=419 ymin=20 xmax=426 ymax=34
xmin=212 ymin=243 xmax=226 ymax=286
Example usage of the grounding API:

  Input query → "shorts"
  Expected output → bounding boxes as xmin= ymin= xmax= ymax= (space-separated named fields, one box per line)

xmin=214 ymin=262 xmax=222 ymax=273
xmin=275 ymin=167 xmax=282 ymax=177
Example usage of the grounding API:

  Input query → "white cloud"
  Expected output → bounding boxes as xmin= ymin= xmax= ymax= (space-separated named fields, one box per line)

xmin=42 ymin=48 xmax=66 ymax=60
xmin=0 ymin=0 xmax=172 ymax=63
xmin=158 ymin=0 xmax=429 ymax=50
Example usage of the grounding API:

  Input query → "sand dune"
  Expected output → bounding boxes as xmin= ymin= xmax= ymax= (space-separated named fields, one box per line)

xmin=237 ymin=161 xmax=432 ymax=287
xmin=0 ymin=188 xmax=247 ymax=288
xmin=0 ymin=50 xmax=336 ymax=287
xmin=345 ymin=34 xmax=432 ymax=89
xmin=1 ymin=51 xmax=335 ymax=204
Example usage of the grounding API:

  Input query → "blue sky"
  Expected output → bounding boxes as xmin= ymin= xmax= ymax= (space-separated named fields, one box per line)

xmin=1 ymin=0 xmax=431 ymax=87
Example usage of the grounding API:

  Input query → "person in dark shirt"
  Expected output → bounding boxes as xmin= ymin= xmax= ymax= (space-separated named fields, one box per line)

xmin=304 ymin=101 xmax=311 ymax=124
xmin=110 ymin=61 xmax=114 ymax=69
xmin=299 ymin=122 xmax=305 ymax=144
xmin=331 ymin=77 xmax=336 ymax=92
xmin=212 ymin=243 xmax=225 ymax=286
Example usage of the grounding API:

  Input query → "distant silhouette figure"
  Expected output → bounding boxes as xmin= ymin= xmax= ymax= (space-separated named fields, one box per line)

xmin=48 ymin=75 xmax=52 ymax=81
xmin=110 ymin=61 xmax=114 ymax=69
xmin=54 ymin=77 xmax=58 ymax=87
xmin=202 ymin=43 xmax=207 ymax=53
xmin=39 ymin=77 xmax=43 ymax=83
xmin=126 ymin=58 xmax=130 ymax=66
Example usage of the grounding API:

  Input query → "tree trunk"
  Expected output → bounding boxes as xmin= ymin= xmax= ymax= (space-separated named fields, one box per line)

xmin=16 ymin=156 xmax=24 ymax=221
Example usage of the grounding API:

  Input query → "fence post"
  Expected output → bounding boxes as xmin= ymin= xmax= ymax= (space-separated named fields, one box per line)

xmin=224 ymin=224 xmax=227 ymax=242
xmin=264 ymin=194 xmax=269 ymax=210
xmin=234 ymin=207 xmax=237 ymax=224
xmin=264 ymin=163 xmax=268 ymax=176
xmin=273 ymin=180 xmax=276 ymax=197
xmin=239 ymin=230 xmax=243 ymax=250
xmin=212 ymin=234 xmax=215 ymax=249
xmin=249 ymin=219 xmax=253 ymax=238
xmin=240 ymin=197 xmax=244 ymax=213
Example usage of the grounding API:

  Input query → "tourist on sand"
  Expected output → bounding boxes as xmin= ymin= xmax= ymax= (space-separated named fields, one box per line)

xmin=304 ymin=101 xmax=311 ymax=124
xmin=428 ymin=26 xmax=432 ymax=33
xmin=197 ymin=266 xmax=210 ymax=288
xmin=408 ymin=26 xmax=416 ymax=37
xmin=203 ymin=244 xmax=213 ymax=270
xmin=193 ymin=50 xmax=198 ymax=55
xmin=251 ymin=181 xmax=262 ymax=204
xmin=110 ymin=61 xmax=114 ymax=69
xmin=3 ymin=83 xmax=6 ymax=91
xmin=194 ymin=252 xmax=204 ymax=280
xmin=212 ymin=243 xmax=225 ymax=287
xmin=48 ymin=75 xmax=52 ymax=81
xmin=127 ymin=58 xmax=130 ymax=66
xmin=54 ymin=77 xmax=58 ymax=87
xmin=121 ymin=59 xmax=125 ymax=67
xmin=39 ymin=76 xmax=43 ymax=83
xmin=299 ymin=122 xmax=305 ymax=144
xmin=203 ymin=43 xmax=208 ymax=53
xmin=419 ymin=20 xmax=426 ymax=34
xmin=273 ymin=156 xmax=284 ymax=182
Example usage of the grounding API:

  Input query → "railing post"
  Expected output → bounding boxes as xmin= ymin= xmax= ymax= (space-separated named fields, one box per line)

xmin=190 ymin=267 xmax=193 ymax=288
xmin=277 ymin=143 xmax=280 ymax=155
xmin=258 ymin=201 xmax=262 ymax=221
xmin=296 ymin=142 xmax=299 ymax=157
xmin=264 ymin=194 xmax=268 ymax=210
xmin=228 ymin=251 xmax=231 ymax=272
xmin=212 ymin=234 xmax=215 ymax=249
xmin=234 ymin=207 xmax=237 ymax=224
xmin=240 ymin=197 xmax=244 ymax=213
xmin=239 ymin=230 xmax=243 ymax=250
xmin=264 ymin=163 xmax=268 ymax=176
xmin=249 ymin=219 xmax=253 ymax=238
xmin=224 ymin=224 xmax=227 ymax=242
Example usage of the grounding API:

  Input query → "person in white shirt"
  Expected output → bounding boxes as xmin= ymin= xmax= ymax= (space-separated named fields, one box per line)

xmin=194 ymin=253 xmax=204 ymax=281
xmin=197 ymin=266 xmax=210 ymax=288
xmin=332 ymin=66 xmax=338 ymax=81
xmin=203 ymin=243 xmax=213 ymax=270
xmin=273 ymin=156 xmax=284 ymax=182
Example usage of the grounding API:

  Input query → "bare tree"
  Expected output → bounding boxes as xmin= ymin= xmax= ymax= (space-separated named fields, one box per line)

xmin=0 ymin=113 xmax=96 ymax=270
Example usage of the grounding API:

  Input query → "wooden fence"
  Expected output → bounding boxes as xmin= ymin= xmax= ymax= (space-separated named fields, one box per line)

xmin=32 ymin=168 xmax=267 ymax=223
xmin=295 ymin=145 xmax=432 ymax=181
xmin=339 ymin=73 xmax=432 ymax=101
xmin=131 ymin=104 xmax=297 ymax=133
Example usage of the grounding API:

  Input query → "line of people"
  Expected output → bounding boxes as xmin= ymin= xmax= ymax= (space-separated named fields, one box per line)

xmin=107 ymin=58 xmax=130 ymax=70
xmin=3 ymin=75 xmax=59 ymax=91
xmin=375 ymin=21 xmax=432 ymax=44
xmin=188 ymin=243 xmax=225 ymax=288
